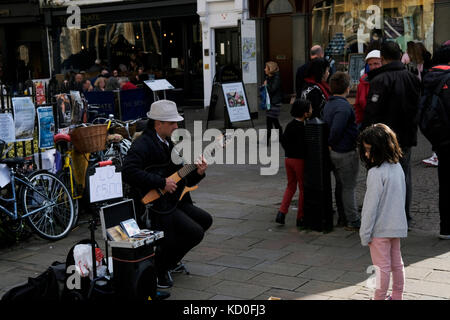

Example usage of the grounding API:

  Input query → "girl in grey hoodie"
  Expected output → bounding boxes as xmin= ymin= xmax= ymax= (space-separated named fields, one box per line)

xmin=358 ymin=124 xmax=408 ymax=300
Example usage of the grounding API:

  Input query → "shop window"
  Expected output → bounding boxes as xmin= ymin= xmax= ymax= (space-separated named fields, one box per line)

xmin=312 ymin=0 xmax=434 ymax=71
xmin=266 ymin=0 xmax=293 ymax=15
xmin=59 ymin=20 xmax=163 ymax=78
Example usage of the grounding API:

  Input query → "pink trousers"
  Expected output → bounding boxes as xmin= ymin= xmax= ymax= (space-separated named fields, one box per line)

xmin=369 ymin=238 xmax=405 ymax=300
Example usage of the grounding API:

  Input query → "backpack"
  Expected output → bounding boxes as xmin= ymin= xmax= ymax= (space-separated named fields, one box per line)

xmin=62 ymin=239 xmax=114 ymax=301
xmin=418 ymin=71 xmax=450 ymax=149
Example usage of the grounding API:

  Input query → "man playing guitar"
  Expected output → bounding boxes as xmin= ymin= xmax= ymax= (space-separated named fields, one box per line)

xmin=122 ymin=100 xmax=212 ymax=289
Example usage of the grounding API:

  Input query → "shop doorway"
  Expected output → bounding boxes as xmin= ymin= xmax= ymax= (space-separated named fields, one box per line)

xmin=266 ymin=14 xmax=293 ymax=96
xmin=214 ymin=28 xmax=241 ymax=75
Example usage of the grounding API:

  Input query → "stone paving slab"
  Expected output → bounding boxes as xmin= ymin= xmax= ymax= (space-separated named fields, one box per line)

xmin=249 ymin=272 xmax=309 ymax=291
xmin=251 ymin=261 xmax=310 ymax=277
xmin=204 ymin=280 xmax=270 ymax=300
xmin=297 ymin=266 xmax=347 ymax=282
xmin=214 ymin=267 xmax=262 ymax=282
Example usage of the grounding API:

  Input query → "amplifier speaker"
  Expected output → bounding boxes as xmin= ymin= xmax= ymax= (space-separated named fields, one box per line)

xmin=112 ymin=244 xmax=157 ymax=300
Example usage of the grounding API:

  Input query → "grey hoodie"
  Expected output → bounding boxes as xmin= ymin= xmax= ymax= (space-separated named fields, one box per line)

xmin=359 ymin=162 xmax=408 ymax=246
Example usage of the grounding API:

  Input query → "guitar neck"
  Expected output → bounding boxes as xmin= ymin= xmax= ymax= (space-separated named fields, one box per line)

xmin=177 ymin=164 xmax=198 ymax=178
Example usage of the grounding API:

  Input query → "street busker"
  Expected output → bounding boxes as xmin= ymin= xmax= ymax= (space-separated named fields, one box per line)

xmin=122 ymin=100 xmax=212 ymax=289
xmin=276 ymin=99 xmax=312 ymax=227
xmin=358 ymin=124 xmax=408 ymax=300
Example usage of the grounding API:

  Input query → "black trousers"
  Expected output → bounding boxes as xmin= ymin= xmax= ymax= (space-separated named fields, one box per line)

xmin=436 ymin=146 xmax=450 ymax=235
xmin=266 ymin=116 xmax=282 ymax=143
xmin=399 ymin=147 xmax=412 ymax=219
xmin=149 ymin=201 xmax=213 ymax=274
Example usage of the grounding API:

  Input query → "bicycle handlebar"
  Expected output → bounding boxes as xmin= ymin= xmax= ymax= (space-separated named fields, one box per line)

xmin=98 ymin=160 xmax=113 ymax=167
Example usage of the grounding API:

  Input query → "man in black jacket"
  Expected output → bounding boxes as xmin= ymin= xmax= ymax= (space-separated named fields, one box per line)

xmin=362 ymin=41 xmax=421 ymax=222
xmin=122 ymin=100 xmax=212 ymax=288
xmin=421 ymin=44 xmax=450 ymax=239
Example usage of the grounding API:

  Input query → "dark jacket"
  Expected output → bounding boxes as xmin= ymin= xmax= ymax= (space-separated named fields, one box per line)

xmin=280 ymin=119 xmax=307 ymax=159
xmin=362 ymin=61 xmax=421 ymax=148
xmin=266 ymin=71 xmax=283 ymax=105
xmin=122 ymin=126 xmax=205 ymax=204
xmin=265 ymin=71 xmax=283 ymax=118
xmin=422 ymin=65 xmax=450 ymax=149
xmin=295 ymin=62 xmax=308 ymax=98
xmin=300 ymin=79 xmax=330 ymax=120
xmin=322 ymin=96 xmax=358 ymax=153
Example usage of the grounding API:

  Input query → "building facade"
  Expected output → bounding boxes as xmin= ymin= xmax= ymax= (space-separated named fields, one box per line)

xmin=0 ymin=0 xmax=49 ymax=87
xmin=42 ymin=0 xmax=203 ymax=103
xmin=247 ymin=0 xmax=450 ymax=97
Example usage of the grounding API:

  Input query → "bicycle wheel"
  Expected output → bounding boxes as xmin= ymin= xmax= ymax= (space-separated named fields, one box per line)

xmin=56 ymin=169 xmax=79 ymax=229
xmin=22 ymin=171 xmax=74 ymax=240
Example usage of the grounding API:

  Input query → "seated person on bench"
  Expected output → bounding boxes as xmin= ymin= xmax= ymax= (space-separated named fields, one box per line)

xmin=122 ymin=100 xmax=213 ymax=289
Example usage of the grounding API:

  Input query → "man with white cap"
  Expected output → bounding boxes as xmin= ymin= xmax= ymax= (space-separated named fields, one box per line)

xmin=354 ymin=50 xmax=382 ymax=128
xmin=122 ymin=100 xmax=212 ymax=289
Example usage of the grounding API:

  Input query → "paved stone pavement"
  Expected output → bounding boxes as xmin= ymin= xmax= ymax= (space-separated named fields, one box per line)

xmin=0 ymin=105 xmax=449 ymax=300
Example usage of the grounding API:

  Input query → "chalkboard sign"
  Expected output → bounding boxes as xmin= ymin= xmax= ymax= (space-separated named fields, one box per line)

xmin=348 ymin=53 xmax=366 ymax=86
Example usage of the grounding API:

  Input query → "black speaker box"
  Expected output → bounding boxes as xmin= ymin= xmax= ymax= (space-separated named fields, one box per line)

xmin=112 ymin=244 xmax=157 ymax=300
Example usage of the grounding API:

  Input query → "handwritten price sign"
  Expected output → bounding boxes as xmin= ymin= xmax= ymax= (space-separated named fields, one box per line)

xmin=89 ymin=165 xmax=123 ymax=203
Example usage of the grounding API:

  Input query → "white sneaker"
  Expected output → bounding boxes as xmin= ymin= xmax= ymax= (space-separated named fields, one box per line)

xmin=438 ymin=234 xmax=450 ymax=240
xmin=422 ymin=153 xmax=438 ymax=167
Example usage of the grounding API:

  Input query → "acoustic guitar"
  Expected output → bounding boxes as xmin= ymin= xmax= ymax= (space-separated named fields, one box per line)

xmin=141 ymin=132 xmax=235 ymax=214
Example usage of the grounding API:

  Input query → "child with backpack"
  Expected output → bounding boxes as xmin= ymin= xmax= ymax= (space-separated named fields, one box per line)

xmin=358 ymin=123 xmax=408 ymax=300
xmin=276 ymin=98 xmax=312 ymax=227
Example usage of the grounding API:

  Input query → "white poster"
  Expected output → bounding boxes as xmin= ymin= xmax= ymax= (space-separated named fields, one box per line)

xmin=12 ymin=97 xmax=35 ymax=141
xmin=89 ymin=165 xmax=123 ymax=203
xmin=241 ymin=20 xmax=257 ymax=84
xmin=222 ymin=82 xmax=251 ymax=123
xmin=0 ymin=113 xmax=16 ymax=143
xmin=144 ymin=79 xmax=175 ymax=91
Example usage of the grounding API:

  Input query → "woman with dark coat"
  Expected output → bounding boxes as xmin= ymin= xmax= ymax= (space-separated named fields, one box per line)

xmin=264 ymin=61 xmax=283 ymax=144
xmin=300 ymin=58 xmax=331 ymax=119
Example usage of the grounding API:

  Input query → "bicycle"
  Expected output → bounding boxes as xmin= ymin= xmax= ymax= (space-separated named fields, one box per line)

xmin=54 ymin=131 xmax=83 ymax=228
xmin=0 ymin=139 xmax=75 ymax=240
xmin=91 ymin=115 xmax=139 ymax=168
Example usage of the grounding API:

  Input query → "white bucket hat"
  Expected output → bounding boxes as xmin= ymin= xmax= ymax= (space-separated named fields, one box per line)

xmin=365 ymin=50 xmax=381 ymax=61
xmin=147 ymin=100 xmax=184 ymax=122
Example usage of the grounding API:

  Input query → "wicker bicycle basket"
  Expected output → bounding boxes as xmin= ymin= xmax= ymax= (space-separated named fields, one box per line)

xmin=70 ymin=124 xmax=108 ymax=153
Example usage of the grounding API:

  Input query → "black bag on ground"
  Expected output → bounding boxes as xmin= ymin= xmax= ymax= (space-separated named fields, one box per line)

xmin=2 ymin=261 xmax=66 ymax=301
xmin=62 ymin=239 xmax=114 ymax=301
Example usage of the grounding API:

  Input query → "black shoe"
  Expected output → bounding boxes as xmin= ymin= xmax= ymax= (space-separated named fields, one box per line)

xmin=296 ymin=218 xmax=306 ymax=228
xmin=275 ymin=211 xmax=285 ymax=225
xmin=157 ymin=271 xmax=173 ymax=289
xmin=155 ymin=290 xmax=171 ymax=300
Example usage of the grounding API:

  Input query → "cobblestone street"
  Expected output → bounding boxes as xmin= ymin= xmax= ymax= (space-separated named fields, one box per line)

xmin=0 ymin=106 xmax=448 ymax=300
